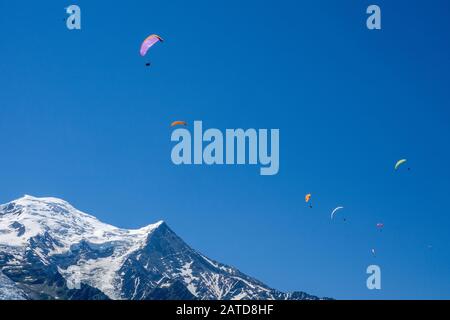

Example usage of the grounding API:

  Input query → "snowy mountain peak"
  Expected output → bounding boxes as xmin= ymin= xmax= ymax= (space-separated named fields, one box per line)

xmin=4 ymin=195 xmax=165 ymax=230
xmin=0 ymin=196 xmax=325 ymax=300
xmin=8 ymin=194 xmax=77 ymax=211
xmin=0 ymin=195 xmax=162 ymax=250
xmin=1 ymin=195 xmax=94 ymax=221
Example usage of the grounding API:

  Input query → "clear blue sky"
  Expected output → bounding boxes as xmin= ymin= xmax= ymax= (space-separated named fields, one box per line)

xmin=1 ymin=0 xmax=449 ymax=299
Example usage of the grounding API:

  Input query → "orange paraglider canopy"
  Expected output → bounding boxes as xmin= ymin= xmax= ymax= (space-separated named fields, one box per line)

xmin=171 ymin=121 xmax=187 ymax=127
xmin=305 ymin=194 xmax=311 ymax=203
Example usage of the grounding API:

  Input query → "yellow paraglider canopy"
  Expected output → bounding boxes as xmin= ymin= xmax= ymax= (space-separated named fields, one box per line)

xmin=395 ymin=159 xmax=407 ymax=170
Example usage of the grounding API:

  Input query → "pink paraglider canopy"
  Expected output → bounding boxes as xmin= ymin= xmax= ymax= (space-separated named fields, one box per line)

xmin=140 ymin=35 xmax=163 ymax=56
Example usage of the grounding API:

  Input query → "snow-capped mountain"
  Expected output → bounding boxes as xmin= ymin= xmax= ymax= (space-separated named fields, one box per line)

xmin=0 ymin=195 xmax=324 ymax=300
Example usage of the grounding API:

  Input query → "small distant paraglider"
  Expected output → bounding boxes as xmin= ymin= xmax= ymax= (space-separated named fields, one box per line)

xmin=395 ymin=159 xmax=408 ymax=171
xmin=331 ymin=206 xmax=344 ymax=220
xmin=140 ymin=34 xmax=164 ymax=66
xmin=305 ymin=194 xmax=312 ymax=208
xmin=376 ymin=223 xmax=384 ymax=230
xmin=171 ymin=121 xmax=187 ymax=127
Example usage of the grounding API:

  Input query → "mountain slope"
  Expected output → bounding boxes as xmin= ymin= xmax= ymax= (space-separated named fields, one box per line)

xmin=0 ymin=195 xmax=325 ymax=300
xmin=0 ymin=272 xmax=28 ymax=300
